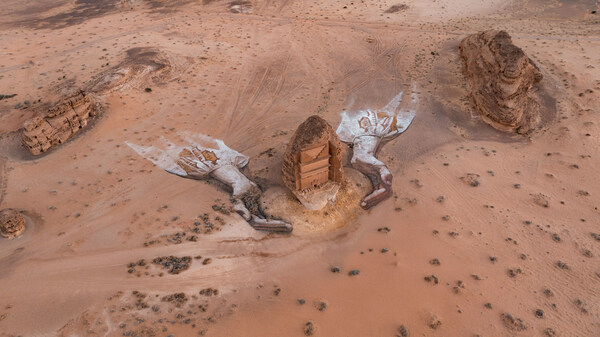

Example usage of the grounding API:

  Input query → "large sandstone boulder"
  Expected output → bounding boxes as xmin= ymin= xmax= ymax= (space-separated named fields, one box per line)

xmin=282 ymin=115 xmax=344 ymax=210
xmin=459 ymin=30 xmax=543 ymax=134
xmin=22 ymin=91 xmax=102 ymax=155
xmin=0 ymin=208 xmax=25 ymax=239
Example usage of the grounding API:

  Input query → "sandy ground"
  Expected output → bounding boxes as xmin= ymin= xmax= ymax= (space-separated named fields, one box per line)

xmin=0 ymin=0 xmax=599 ymax=336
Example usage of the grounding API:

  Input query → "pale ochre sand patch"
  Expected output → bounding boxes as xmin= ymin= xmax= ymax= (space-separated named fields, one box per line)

xmin=262 ymin=169 xmax=371 ymax=234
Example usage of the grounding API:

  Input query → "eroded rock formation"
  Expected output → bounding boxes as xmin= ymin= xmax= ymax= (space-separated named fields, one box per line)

xmin=459 ymin=30 xmax=543 ymax=133
xmin=22 ymin=91 xmax=102 ymax=155
xmin=21 ymin=48 xmax=173 ymax=156
xmin=0 ymin=208 xmax=25 ymax=239
xmin=89 ymin=47 xmax=172 ymax=93
xmin=282 ymin=115 xmax=344 ymax=210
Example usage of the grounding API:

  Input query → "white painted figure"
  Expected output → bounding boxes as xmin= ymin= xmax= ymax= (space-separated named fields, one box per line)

xmin=336 ymin=85 xmax=418 ymax=209
xmin=126 ymin=133 xmax=292 ymax=232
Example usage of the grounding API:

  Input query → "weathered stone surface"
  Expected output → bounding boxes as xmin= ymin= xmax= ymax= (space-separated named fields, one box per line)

xmin=89 ymin=47 xmax=172 ymax=93
xmin=459 ymin=30 xmax=543 ymax=134
xmin=282 ymin=115 xmax=344 ymax=210
xmin=20 ymin=48 xmax=173 ymax=156
xmin=0 ymin=208 xmax=25 ymax=239
xmin=22 ymin=91 xmax=102 ymax=155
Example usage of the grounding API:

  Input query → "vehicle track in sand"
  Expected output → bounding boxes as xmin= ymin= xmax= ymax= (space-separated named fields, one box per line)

xmin=0 ymin=157 xmax=6 ymax=207
xmin=2 ymin=9 xmax=599 ymax=76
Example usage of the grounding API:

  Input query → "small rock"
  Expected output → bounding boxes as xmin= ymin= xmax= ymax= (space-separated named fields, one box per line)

xmin=348 ymin=269 xmax=360 ymax=276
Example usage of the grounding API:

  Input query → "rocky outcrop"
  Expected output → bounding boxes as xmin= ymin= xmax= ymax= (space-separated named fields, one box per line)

xmin=0 ymin=208 xmax=25 ymax=239
xmin=282 ymin=115 xmax=344 ymax=210
xmin=22 ymin=91 xmax=102 ymax=155
xmin=89 ymin=47 xmax=172 ymax=93
xmin=459 ymin=30 xmax=543 ymax=134
xmin=21 ymin=48 xmax=172 ymax=156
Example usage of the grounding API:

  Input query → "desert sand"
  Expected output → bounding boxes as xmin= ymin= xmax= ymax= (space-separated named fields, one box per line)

xmin=0 ymin=0 xmax=599 ymax=336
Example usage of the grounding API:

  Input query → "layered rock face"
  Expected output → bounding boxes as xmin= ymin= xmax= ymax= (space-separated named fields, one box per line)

xmin=282 ymin=115 xmax=344 ymax=210
xmin=22 ymin=91 xmax=102 ymax=155
xmin=459 ymin=30 xmax=543 ymax=133
xmin=21 ymin=48 xmax=171 ymax=156
xmin=0 ymin=208 xmax=25 ymax=239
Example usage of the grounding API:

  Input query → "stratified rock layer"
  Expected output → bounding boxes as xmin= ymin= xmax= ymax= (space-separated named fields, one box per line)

xmin=459 ymin=30 xmax=543 ymax=133
xmin=282 ymin=115 xmax=344 ymax=210
xmin=22 ymin=91 xmax=102 ymax=155
xmin=0 ymin=208 xmax=25 ymax=239
xmin=21 ymin=48 xmax=172 ymax=156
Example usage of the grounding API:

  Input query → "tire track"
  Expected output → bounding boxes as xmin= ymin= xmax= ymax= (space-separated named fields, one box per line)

xmin=226 ymin=55 xmax=302 ymax=137
xmin=0 ymin=156 xmax=7 ymax=207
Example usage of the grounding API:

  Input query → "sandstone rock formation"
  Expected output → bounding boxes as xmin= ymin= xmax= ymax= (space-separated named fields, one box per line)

xmin=282 ymin=115 xmax=344 ymax=210
xmin=21 ymin=48 xmax=173 ymax=156
xmin=459 ymin=30 xmax=543 ymax=134
xmin=22 ymin=91 xmax=102 ymax=155
xmin=0 ymin=208 xmax=25 ymax=239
